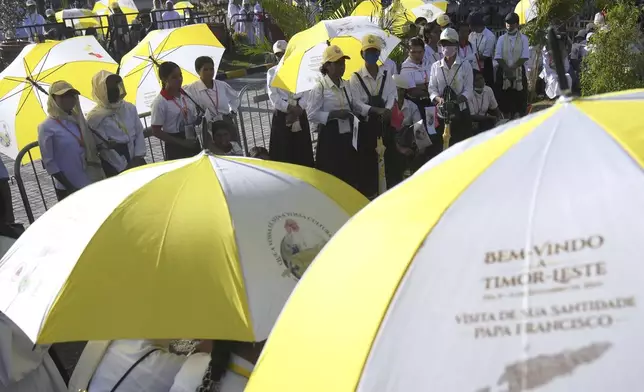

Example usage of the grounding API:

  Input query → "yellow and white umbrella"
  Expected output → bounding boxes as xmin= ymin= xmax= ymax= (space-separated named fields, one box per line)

xmin=352 ymin=0 xmax=447 ymax=31
xmin=246 ymin=90 xmax=644 ymax=391
xmin=55 ymin=8 xmax=102 ymax=30
xmin=93 ymin=0 xmax=139 ymax=24
xmin=0 ymin=152 xmax=367 ymax=344
xmin=0 ymin=36 xmax=116 ymax=160
xmin=273 ymin=16 xmax=400 ymax=93
xmin=119 ymin=23 xmax=225 ymax=114
xmin=515 ymin=0 xmax=537 ymax=24
xmin=174 ymin=1 xmax=194 ymax=17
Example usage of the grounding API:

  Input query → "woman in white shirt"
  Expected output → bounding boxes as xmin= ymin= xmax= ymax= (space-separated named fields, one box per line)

xmin=87 ymin=70 xmax=146 ymax=177
xmin=457 ymin=23 xmax=479 ymax=72
xmin=151 ymin=61 xmax=202 ymax=160
xmin=266 ymin=40 xmax=314 ymax=167
xmin=422 ymin=23 xmax=442 ymax=66
xmin=184 ymin=56 xmax=241 ymax=143
xmin=307 ymin=45 xmax=358 ymax=188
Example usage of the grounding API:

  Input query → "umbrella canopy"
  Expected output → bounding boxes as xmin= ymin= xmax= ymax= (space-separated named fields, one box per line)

xmin=93 ymin=0 xmax=139 ymax=24
xmin=515 ymin=0 xmax=536 ymax=24
xmin=246 ymin=90 xmax=644 ymax=391
xmin=0 ymin=152 xmax=367 ymax=344
xmin=397 ymin=0 xmax=447 ymax=23
xmin=55 ymin=8 xmax=102 ymax=30
xmin=351 ymin=0 xmax=447 ymax=31
xmin=272 ymin=16 xmax=400 ymax=94
xmin=120 ymin=23 xmax=225 ymax=114
xmin=0 ymin=36 xmax=116 ymax=160
xmin=174 ymin=1 xmax=194 ymax=17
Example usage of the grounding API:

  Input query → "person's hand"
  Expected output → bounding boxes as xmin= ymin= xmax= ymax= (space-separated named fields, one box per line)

xmin=434 ymin=97 xmax=445 ymax=106
xmin=381 ymin=108 xmax=392 ymax=122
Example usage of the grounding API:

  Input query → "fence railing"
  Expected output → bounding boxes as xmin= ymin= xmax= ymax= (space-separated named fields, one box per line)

xmin=12 ymin=84 xmax=318 ymax=224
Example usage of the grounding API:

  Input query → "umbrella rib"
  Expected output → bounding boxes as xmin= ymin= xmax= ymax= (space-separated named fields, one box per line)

xmin=15 ymin=85 xmax=35 ymax=115
xmin=155 ymin=46 xmax=180 ymax=61
xmin=0 ymin=84 xmax=29 ymax=104
xmin=35 ymin=47 xmax=54 ymax=77
xmin=138 ymin=62 xmax=157 ymax=90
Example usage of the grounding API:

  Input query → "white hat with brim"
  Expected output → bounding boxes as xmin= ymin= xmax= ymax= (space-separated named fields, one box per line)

xmin=392 ymin=74 xmax=412 ymax=89
xmin=439 ymin=27 xmax=458 ymax=44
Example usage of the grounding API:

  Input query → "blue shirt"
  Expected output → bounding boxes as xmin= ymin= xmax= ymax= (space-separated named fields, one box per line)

xmin=38 ymin=117 xmax=91 ymax=190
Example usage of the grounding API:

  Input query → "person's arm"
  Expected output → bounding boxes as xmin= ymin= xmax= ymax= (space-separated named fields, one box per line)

xmin=461 ymin=63 xmax=474 ymax=102
xmin=494 ymin=36 xmax=509 ymax=71
xmin=515 ymin=35 xmax=530 ymax=68
xmin=487 ymin=88 xmax=501 ymax=118
xmin=38 ymin=125 xmax=77 ymax=191
xmin=132 ymin=108 xmax=147 ymax=158
xmin=384 ymin=75 xmax=396 ymax=110
xmin=221 ymin=81 xmax=240 ymax=113
xmin=307 ymin=82 xmax=330 ymax=125
xmin=267 ymin=70 xmax=289 ymax=113
xmin=428 ymin=63 xmax=441 ymax=103
xmin=483 ymin=32 xmax=496 ymax=59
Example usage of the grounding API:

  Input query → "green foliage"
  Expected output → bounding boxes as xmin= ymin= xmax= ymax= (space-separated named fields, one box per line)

xmin=581 ymin=0 xmax=644 ymax=95
xmin=259 ymin=0 xmax=311 ymax=38
xmin=522 ymin=0 xmax=582 ymax=46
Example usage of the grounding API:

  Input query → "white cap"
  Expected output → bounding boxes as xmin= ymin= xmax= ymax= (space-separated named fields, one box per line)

xmin=273 ymin=40 xmax=287 ymax=54
xmin=594 ymin=12 xmax=605 ymax=26
xmin=45 ymin=8 xmax=54 ymax=16
xmin=392 ymin=74 xmax=412 ymax=89
xmin=25 ymin=0 xmax=36 ymax=6
xmin=439 ymin=27 xmax=458 ymax=43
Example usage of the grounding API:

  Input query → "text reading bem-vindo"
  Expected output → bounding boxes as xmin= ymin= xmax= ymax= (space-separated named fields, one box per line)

xmin=484 ymin=235 xmax=604 ymax=264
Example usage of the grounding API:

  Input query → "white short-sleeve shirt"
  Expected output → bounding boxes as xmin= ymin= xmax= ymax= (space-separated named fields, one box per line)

xmin=150 ymin=93 xmax=197 ymax=135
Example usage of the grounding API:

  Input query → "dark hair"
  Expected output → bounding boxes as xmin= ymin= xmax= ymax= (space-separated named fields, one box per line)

xmin=195 ymin=56 xmax=215 ymax=73
xmin=409 ymin=37 xmax=424 ymax=49
xmin=198 ymin=340 xmax=235 ymax=390
xmin=414 ymin=17 xmax=427 ymax=24
xmin=158 ymin=61 xmax=180 ymax=89
xmin=249 ymin=146 xmax=269 ymax=158
xmin=472 ymin=69 xmax=483 ymax=78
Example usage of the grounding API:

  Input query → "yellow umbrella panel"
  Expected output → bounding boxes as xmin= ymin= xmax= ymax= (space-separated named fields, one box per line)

xmin=0 ymin=36 xmax=116 ymax=160
xmin=0 ymin=153 xmax=368 ymax=344
xmin=246 ymin=90 xmax=644 ymax=391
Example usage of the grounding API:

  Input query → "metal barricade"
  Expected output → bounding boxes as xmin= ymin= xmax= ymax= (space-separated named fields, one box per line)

xmin=12 ymin=112 xmax=166 ymax=224
xmin=234 ymin=82 xmax=318 ymax=155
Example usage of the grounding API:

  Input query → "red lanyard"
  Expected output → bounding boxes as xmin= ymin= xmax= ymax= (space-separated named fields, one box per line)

xmin=55 ymin=119 xmax=84 ymax=147
xmin=205 ymin=84 xmax=219 ymax=115
xmin=171 ymin=95 xmax=189 ymax=120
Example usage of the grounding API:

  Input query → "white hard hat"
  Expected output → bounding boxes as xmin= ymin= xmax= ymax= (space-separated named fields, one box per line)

xmin=25 ymin=0 xmax=36 ymax=6
xmin=45 ymin=8 xmax=54 ymax=16
xmin=273 ymin=40 xmax=287 ymax=54
xmin=439 ymin=27 xmax=458 ymax=43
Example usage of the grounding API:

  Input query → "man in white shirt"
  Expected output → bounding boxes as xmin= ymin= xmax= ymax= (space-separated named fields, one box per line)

xmin=468 ymin=70 xmax=500 ymax=134
xmin=494 ymin=12 xmax=530 ymax=119
xmin=17 ymin=0 xmax=45 ymax=41
xmin=468 ymin=12 xmax=496 ymax=87
xmin=349 ymin=34 xmax=396 ymax=198
xmin=266 ymin=40 xmax=315 ymax=167
xmin=240 ymin=0 xmax=255 ymax=45
xmin=457 ymin=23 xmax=478 ymax=72
xmin=400 ymin=37 xmax=431 ymax=105
xmin=162 ymin=0 xmax=183 ymax=29
xmin=428 ymin=27 xmax=474 ymax=149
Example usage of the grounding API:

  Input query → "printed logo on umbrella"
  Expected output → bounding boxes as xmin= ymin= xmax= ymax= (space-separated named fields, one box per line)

xmin=267 ymin=213 xmax=331 ymax=280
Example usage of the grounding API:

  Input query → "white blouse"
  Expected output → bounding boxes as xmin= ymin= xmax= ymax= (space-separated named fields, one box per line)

xmin=183 ymin=79 xmax=240 ymax=122
xmin=307 ymin=74 xmax=356 ymax=134
xmin=150 ymin=92 xmax=198 ymax=135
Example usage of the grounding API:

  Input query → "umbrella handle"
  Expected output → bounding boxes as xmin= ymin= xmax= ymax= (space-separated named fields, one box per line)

xmin=442 ymin=122 xmax=451 ymax=150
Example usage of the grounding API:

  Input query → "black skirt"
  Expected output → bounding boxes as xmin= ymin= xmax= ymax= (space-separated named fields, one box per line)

xmin=356 ymin=115 xmax=380 ymax=198
xmin=315 ymin=119 xmax=358 ymax=189
xmin=495 ymin=65 xmax=528 ymax=116
xmin=164 ymin=131 xmax=201 ymax=160
xmin=269 ymin=110 xmax=315 ymax=168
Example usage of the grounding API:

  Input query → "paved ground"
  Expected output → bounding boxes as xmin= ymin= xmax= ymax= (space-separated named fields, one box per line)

xmin=5 ymin=73 xmax=272 ymax=227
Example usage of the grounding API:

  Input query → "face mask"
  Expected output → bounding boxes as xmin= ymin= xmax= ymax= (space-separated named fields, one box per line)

xmin=364 ymin=51 xmax=380 ymax=65
xmin=474 ymin=87 xmax=484 ymax=94
xmin=442 ymin=46 xmax=457 ymax=58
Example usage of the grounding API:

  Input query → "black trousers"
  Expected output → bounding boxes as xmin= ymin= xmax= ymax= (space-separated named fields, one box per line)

xmin=0 ymin=179 xmax=14 ymax=224
xmin=55 ymin=187 xmax=72 ymax=202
